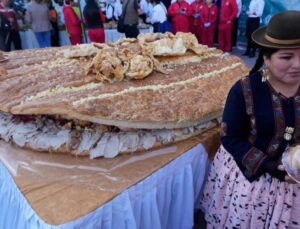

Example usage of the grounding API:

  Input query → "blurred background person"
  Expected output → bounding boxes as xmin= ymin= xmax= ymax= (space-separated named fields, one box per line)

xmin=243 ymin=0 xmax=265 ymax=58
xmin=0 ymin=11 xmax=10 ymax=50
xmin=98 ymin=0 xmax=107 ymax=15
xmin=201 ymin=0 xmax=217 ymax=47
xmin=150 ymin=0 xmax=170 ymax=33
xmin=0 ymin=0 xmax=22 ymax=51
xmin=83 ymin=0 xmax=105 ymax=43
xmin=231 ymin=0 xmax=241 ymax=48
xmin=122 ymin=0 xmax=141 ymax=38
xmin=161 ymin=0 xmax=170 ymax=9
xmin=139 ymin=0 xmax=152 ymax=23
xmin=218 ymin=0 xmax=238 ymax=53
xmin=62 ymin=0 xmax=82 ymax=45
xmin=189 ymin=0 xmax=204 ymax=43
xmin=105 ymin=0 xmax=122 ymax=23
xmin=49 ymin=1 xmax=60 ymax=46
xmin=26 ymin=0 xmax=52 ymax=48
xmin=168 ymin=0 xmax=191 ymax=34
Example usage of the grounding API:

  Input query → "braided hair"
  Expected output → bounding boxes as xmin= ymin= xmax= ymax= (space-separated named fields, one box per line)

xmin=249 ymin=47 xmax=278 ymax=75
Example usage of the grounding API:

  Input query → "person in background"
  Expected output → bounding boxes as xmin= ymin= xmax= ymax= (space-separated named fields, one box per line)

xmin=218 ymin=0 xmax=237 ymax=53
xmin=0 ymin=0 xmax=22 ymax=51
xmin=161 ymin=0 xmax=170 ymax=9
xmin=145 ymin=0 xmax=154 ymax=24
xmin=122 ymin=0 xmax=141 ymax=38
xmin=139 ymin=0 xmax=151 ymax=23
xmin=98 ymin=0 xmax=107 ymax=15
xmin=189 ymin=0 xmax=205 ymax=43
xmin=0 ymin=11 xmax=10 ymax=50
xmin=49 ymin=1 xmax=60 ymax=46
xmin=150 ymin=0 xmax=168 ymax=33
xmin=201 ymin=11 xmax=300 ymax=228
xmin=62 ymin=0 xmax=82 ymax=45
xmin=105 ymin=0 xmax=122 ymax=22
xmin=201 ymin=0 xmax=217 ymax=47
xmin=83 ymin=0 xmax=105 ymax=43
xmin=231 ymin=0 xmax=241 ymax=47
xmin=168 ymin=0 xmax=191 ymax=34
xmin=243 ymin=0 xmax=265 ymax=58
xmin=26 ymin=0 xmax=52 ymax=48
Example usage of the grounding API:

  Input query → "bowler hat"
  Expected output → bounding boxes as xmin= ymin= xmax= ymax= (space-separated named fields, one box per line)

xmin=252 ymin=10 xmax=300 ymax=49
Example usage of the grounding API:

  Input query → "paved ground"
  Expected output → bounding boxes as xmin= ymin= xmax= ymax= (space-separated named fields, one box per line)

xmin=231 ymin=46 xmax=257 ymax=69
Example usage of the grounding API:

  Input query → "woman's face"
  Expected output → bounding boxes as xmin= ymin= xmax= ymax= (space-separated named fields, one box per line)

xmin=265 ymin=48 xmax=300 ymax=85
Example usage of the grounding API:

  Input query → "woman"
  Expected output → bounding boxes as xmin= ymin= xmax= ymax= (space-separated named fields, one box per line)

xmin=0 ymin=12 xmax=10 ymax=51
xmin=121 ymin=0 xmax=140 ymax=38
xmin=242 ymin=0 xmax=265 ymax=58
xmin=217 ymin=0 xmax=237 ymax=53
xmin=189 ymin=0 xmax=204 ymax=43
xmin=201 ymin=0 xmax=217 ymax=47
xmin=26 ymin=0 xmax=52 ymax=48
xmin=83 ymin=0 xmax=105 ymax=43
xmin=49 ymin=2 xmax=60 ymax=47
xmin=168 ymin=0 xmax=191 ymax=34
xmin=105 ymin=0 xmax=122 ymax=23
xmin=62 ymin=0 xmax=82 ymax=45
xmin=150 ymin=0 xmax=169 ymax=33
xmin=201 ymin=11 xmax=300 ymax=228
xmin=0 ymin=0 xmax=22 ymax=51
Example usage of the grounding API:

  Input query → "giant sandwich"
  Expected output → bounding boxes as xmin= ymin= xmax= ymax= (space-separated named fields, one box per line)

xmin=0 ymin=32 xmax=248 ymax=158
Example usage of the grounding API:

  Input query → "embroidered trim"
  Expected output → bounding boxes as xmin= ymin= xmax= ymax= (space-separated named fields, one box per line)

xmin=265 ymin=88 xmax=285 ymax=157
xmin=242 ymin=147 xmax=267 ymax=176
xmin=240 ymin=77 xmax=257 ymax=144
xmin=293 ymin=94 xmax=300 ymax=143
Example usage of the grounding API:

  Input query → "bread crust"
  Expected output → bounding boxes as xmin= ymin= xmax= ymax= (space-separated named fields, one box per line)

xmin=0 ymin=33 xmax=249 ymax=158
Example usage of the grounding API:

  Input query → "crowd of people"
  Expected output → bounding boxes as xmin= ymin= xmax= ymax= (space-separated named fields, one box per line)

xmin=0 ymin=0 xmax=266 ymax=55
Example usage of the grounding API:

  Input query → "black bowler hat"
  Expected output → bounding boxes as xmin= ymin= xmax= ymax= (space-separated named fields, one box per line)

xmin=252 ymin=10 xmax=300 ymax=49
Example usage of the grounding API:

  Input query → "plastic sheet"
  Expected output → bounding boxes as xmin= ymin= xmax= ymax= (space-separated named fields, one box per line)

xmin=0 ymin=127 xmax=220 ymax=226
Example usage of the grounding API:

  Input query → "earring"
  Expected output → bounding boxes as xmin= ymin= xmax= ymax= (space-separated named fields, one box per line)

xmin=261 ymin=68 xmax=270 ymax=82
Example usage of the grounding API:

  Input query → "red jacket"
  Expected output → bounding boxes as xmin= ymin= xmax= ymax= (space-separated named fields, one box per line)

xmin=219 ymin=0 xmax=237 ymax=29
xmin=168 ymin=1 xmax=191 ymax=33
xmin=189 ymin=1 xmax=205 ymax=26
xmin=0 ymin=3 xmax=18 ymax=30
xmin=202 ymin=3 xmax=218 ymax=28
xmin=63 ymin=5 xmax=82 ymax=36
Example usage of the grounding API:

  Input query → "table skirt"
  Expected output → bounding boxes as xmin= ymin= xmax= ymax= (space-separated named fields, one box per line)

xmin=0 ymin=144 xmax=210 ymax=229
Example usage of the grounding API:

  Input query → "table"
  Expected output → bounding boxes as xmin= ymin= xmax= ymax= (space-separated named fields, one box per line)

xmin=0 ymin=127 xmax=220 ymax=229
xmin=19 ymin=27 xmax=153 ymax=49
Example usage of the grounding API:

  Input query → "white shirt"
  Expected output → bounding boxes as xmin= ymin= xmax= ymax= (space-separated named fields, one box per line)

xmin=247 ymin=0 xmax=265 ymax=18
xmin=171 ymin=0 xmax=194 ymax=5
xmin=236 ymin=0 xmax=242 ymax=17
xmin=150 ymin=4 xmax=166 ymax=24
xmin=140 ymin=0 xmax=151 ymax=16
xmin=106 ymin=0 xmax=122 ymax=20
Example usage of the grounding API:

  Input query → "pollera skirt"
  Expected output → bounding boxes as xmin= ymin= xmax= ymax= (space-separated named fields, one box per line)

xmin=200 ymin=145 xmax=300 ymax=229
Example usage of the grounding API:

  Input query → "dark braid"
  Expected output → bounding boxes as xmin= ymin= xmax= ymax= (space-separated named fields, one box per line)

xmin=249 ymin=47 xmax=278 ymax=74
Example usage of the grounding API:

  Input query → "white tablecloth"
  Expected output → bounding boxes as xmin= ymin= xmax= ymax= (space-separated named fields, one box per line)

xmin=0 ymin=144 xmax=210 ymax=229
xmin=19 ymin=27 xmax=153 ymax=49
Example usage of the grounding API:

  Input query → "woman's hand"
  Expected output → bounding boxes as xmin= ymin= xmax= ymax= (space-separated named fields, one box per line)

xmin=277 ymin=164 xmax=297 ymax=184
xmin=263 ymin=161 xmax=287 ymax=181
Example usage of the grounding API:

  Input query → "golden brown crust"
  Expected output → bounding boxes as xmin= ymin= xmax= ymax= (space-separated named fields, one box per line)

xmin=0 ymin=35 xmax=249 ymax=130
xmin=0 ymin=33 xmax=250 ymax=158
xmin=5 ymin=56 xmax=247 ymax=129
